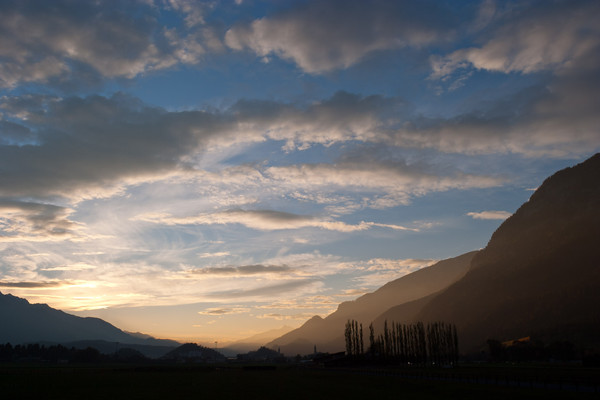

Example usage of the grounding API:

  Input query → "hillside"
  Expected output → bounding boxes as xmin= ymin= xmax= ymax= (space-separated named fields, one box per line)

xmin=267 ymin=251 xmax=476 ymax=355
xmin=0 ymin=292 xmax=177 ymax=357
xmin=162 ymin=343 xmax=226 ymax=363
xmin=416 ymin=153 xmax=600 ymax=353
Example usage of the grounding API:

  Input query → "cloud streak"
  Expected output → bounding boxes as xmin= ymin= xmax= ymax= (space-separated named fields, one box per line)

xmin=467 ymin=211 xmax=512 ymax=220
xmin=192 ymin=264 xmax=292 ymax=276
xmin=134 ymin=209 xmax=415 ymax=232
xmin=0 ymin=280 xmax=68 ymax=288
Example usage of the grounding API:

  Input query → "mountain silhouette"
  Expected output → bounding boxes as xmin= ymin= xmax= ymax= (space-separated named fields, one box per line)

xmin=267 ymin=251 xmax=475 ymax=355
xmin=269 ymin=153 xmax=600 ymax=356
xmin=0 ymin=292 xmax=178 ymax=356
xmin=221 ymin=325 xmax=293 ymax=356
xmin=161 ymin=343 xmax=226 ymax=363
xmin=416 ymin=153 xmax=600 ymax=353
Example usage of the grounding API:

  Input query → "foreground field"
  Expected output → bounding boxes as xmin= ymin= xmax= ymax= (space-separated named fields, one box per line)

xmin=1 ymin=364 xmax=598 ymax=400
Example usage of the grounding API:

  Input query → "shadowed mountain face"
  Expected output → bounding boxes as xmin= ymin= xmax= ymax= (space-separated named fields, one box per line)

xmin=0 ymin=292 xmax=177 ymax=355
xmin=416 ymin=153 xmax=600 ymax=353
xmin=269 ymin=154 xmax=600 ymax=356
xmin=267 ymin=252 xmax=476 ymax=355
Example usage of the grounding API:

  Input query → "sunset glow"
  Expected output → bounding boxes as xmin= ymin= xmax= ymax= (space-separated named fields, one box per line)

xmin=1 ymin=0 xmax=598 ymax=344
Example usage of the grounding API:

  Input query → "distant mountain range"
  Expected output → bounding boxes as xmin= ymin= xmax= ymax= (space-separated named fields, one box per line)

xmin=0 ymin=292 xmax=178 ymax=358
xmin=220 ymin=325 xmax=294 ymax=356
xmin=269 ymin=153 xmax=600 ymax=355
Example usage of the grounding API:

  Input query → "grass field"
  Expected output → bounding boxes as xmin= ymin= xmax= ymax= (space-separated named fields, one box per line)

xmin=1 ymin=363 xmax=598 ymax=400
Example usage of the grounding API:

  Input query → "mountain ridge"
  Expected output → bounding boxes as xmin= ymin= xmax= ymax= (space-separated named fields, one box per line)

xmin=0 ymin=291 xmax=178 ymax=356
xmin=268 ymin=153 xmax=600 ymax=356
xmin=267 ymin=251 xmax=476 ymax=355
xmin=416 ymin=153 xmax=600 ymax=353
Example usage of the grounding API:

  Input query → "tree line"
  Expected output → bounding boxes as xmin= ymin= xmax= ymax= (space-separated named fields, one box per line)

xmin=0 ymin=343 xmax=147 ymax=363
xmin=345 ymin=320 xmax=459 ymax=365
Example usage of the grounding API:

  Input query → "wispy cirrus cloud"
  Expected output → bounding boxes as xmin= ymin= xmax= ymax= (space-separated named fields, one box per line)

xmin=191 ymin=264 xmax=292 ymax=276
xmin=206 ymin=279 xmax=323 ymax=300
xmin=257 ymin=313 xmax=316 ymax=321
xmin=198 ymin=307 xmax=250 ymax=316
xmin=0 ymin=280 xmax=69 ymax=288
xmin=265 ymin=160 xmax=505 ymax=207
xmin=133 ymin=209 xmax=415 ymax=232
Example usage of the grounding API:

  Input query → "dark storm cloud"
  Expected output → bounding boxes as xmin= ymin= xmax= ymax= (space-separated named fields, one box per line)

xmin=225 ymin=0 xmax=457 ymax=73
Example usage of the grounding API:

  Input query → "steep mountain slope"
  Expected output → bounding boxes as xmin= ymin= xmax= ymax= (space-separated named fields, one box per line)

xmin=0 ymin=292 xmax=177 ymax=353
xmin=268 ymin=251 xmax=476 ymax=355
xmin=416 ymin=154 xmax=600 ymax=353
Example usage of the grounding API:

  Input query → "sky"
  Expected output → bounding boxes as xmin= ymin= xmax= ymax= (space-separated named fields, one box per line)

xmin=0 ymin=0 xmax=599 ymax=344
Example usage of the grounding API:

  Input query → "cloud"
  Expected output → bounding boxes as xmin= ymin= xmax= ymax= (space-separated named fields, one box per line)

xmin=0 ymin=280 xmax=68 ymax=288
xmin=40 ymin=263 xmax=96 ymax=272
xmin=0 ymin=0 xmax=210 ymax=87
xmin=389 ymin=81 xmax=600 ymax=157
xmin=1 ymin=88 xmax=589 ymax=213
xmin=198 ymin=307 xmax=250 ymax=316
xmin=206 ymin=279 xmax=322 ymax=300
xmin=192 ymin=264 xmax=292 ymax=276
xmin=365 ymin=258 xmax=436 ymax=271
xmin=257 ymin=313 xmax=316 ymax=321
xmin=164 ymin=0 xmax=211 ymax=28
xmin=0 ymin=200 xmax=84 ymax=242
xmin=225 ymin=0 xmax=454 ymax=73
xmin=352 ymin=257 xmax=436 ymax=288
xmin=430 ymin=0 xmax=600 ymax=78
xmin=422 ymin=0 xmax=600 ymax=158
xmin=467 ymin=210 xmax=512 ymax=220
xmin=265 ymin=160 xmax=505 ymax=207
xmin=221 ymin=91 xmax=409 ymax=151
xmin=197 ymin=252 xmax=230 ymax=259
xmin=0 ymin=93 xmax=222 ymax=200
xmin=134 ymin=209 xmax=414 ymax=232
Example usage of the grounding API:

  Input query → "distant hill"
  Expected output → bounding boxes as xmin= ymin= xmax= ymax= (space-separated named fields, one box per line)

xmin=267 ymin=251 xmax=476 ymax=355
xmin=416 ymin=153 xmax=600 ymax=353
xmin=221 ymin=326 xmax=293 ymax=356
xmin=0 ymin=292 xmax=178 ymax=357
xmin=162 ymin=343 xmax=226 ymax=363
xmin=237 ymin=346 xmax=285 ymax=362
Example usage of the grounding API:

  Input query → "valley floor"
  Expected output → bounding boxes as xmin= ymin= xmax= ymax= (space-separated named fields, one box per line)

xmin=1 ymin=363 xmax=598 ymax=399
